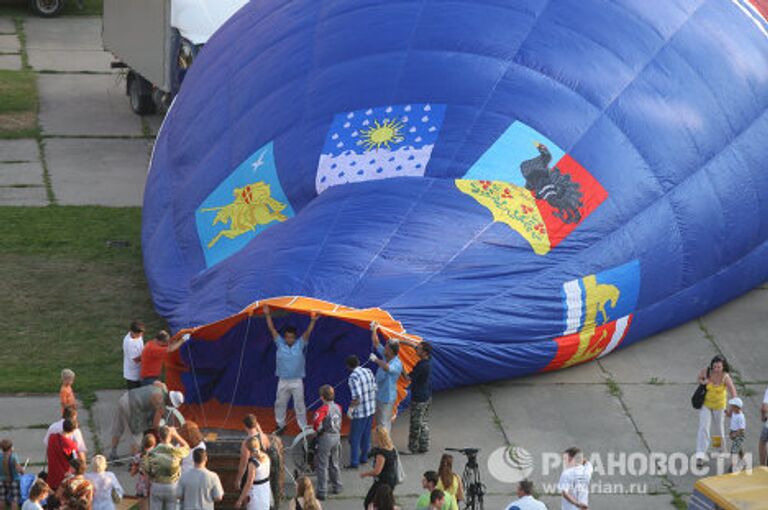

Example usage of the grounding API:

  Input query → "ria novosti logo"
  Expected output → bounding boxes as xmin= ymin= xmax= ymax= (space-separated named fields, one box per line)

xmin=487 ymin=445 xmax=535 ymax=483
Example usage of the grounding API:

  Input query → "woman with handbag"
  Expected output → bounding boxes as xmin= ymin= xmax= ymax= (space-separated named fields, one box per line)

xmin=85 ymin=455 xmax=123 ymax=510
xmin=696 ymin=355 xmax=738 ymax=467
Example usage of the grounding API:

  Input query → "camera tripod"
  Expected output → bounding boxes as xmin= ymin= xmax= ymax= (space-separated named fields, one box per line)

xmin=446 ymin=448 xmax=486 ymax=510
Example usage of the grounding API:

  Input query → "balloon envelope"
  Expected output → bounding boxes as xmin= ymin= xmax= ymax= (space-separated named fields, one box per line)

xmin=144 ymin=0 xmax=768 ymax=426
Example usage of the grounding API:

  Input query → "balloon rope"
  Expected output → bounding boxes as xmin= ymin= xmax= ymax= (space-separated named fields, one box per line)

xmin=185 ymin=340 xmax=210 ymax=429
xmin=222 ymin=315 xmax=252 ymax=427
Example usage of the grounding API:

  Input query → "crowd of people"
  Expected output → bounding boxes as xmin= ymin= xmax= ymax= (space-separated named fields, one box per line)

xmin=2 ymin=316 xmax=768 ymax=510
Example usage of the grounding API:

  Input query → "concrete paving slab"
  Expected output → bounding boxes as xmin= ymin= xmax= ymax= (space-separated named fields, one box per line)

xmin=489 ymin=383 xmax=666 ymax=493
xmin=25 ymin=17 xmax=104 ymax=51
xmin=0 ymin=53 xmax=21 ymax=70
xmin=505 ymin=359 xmax=607 ymax=385
xmin=0 ymin=17 xmax=15 ymax=34
xmin=46 ymin=138 xmax=150 ymax=206
xmin=700 ymin=289 xmax=768 ymax=383
xmin=599 ymin=320 xmax=719 ymax=384
xmin=0 ymin=33 xmax=18 ymax=52
xmin=0 ymin=139 xmax=39 ymax=162
xmin=38 ymin=74 xmax=142 ymax=137
xmin=92 ymin=390 xmax=126 ymax=454
xmin=621 ymin=383 xmax=764 ymax=493
xmin=0 ymin=163 xmax=44 ymax=186
xmin=28 ymin=49 xmax=114 ymax=73
xmin=143 ymin=114 xmax=165 ymax=137
xmin=2 ymin=427 xmax=50 ymax=465
xmin=0 ymin=395 xmax=61 ymax=428
xmin=0 ymin=186 xmax=48 ymax=205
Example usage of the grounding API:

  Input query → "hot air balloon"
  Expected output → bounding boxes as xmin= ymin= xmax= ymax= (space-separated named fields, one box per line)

xmin=142 ymin=0 xmax=768 ymax=429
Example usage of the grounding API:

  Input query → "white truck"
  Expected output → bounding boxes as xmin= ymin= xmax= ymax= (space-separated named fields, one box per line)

xmin=102 ymin=0 xmax=247 ymax=115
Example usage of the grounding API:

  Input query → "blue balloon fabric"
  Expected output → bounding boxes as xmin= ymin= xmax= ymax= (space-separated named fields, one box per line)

xmin=143 ymin=0 xmax=768 ymax=406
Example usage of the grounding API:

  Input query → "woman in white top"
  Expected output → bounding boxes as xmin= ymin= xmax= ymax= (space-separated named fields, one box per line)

xmin=235 ymin=437 xmax=271 ymax=510
xmin=85 ymin=455 xmax=124 ymax=510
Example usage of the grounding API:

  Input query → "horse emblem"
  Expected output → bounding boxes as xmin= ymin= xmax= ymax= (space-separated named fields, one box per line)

xmin=201 ymin=182 xmax=288 ymax=248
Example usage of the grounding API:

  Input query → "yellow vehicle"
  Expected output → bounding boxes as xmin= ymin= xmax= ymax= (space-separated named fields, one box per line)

xmin=688 ymin=466 xmax=768 ymax=509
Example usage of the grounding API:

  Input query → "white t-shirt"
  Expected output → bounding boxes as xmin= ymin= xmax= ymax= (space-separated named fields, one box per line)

xmin=123 ymin=332 xmax=144 ymax=381
xmin=181 ymin=442 xmax=207 ymax=476
xmin=559 ymin=461 xmax=593 ymax=510
xmin=505 ymin=495 xmax=547 ymax=510
xmin=763 ymin=388 xmax=768 ymax=429
xmin=44 ymin=419 xmax=87 ymax=452
xmin=730 ymin=411 xmax=746 ymax=432
xmin=22 ymin=501 xmax=43 ymax=510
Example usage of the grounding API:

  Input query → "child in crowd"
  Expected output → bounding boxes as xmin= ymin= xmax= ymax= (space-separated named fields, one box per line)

xmin=0 ymin=439 xmax=25 ymax=510
xmin=129 ymin=434 xmax=156 ymax=510
xmin=21 ymin=480 xmax=50 ymax=510
xmin=728 ymin=397 xmax=746 ymax=472
xmin=59 ymin=369 xmax=77 ymax=415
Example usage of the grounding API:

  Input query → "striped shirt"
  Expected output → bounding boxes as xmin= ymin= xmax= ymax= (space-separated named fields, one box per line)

xmin=348 ymin=366 xmax=377 ymax=419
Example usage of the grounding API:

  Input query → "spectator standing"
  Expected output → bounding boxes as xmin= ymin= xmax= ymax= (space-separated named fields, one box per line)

xmin=143 ymin=426 xmax=190 ymax=510
xmin=44 ymin=407 xmax=88 ymax=456
xmin=130 ymin=434 xmax=156 ymax=510
xmin=236 ymin=415 xmax=270 ymax=490
xmin=436 ymin=455 xmax=464 ymax=505
xmin=370 ymin=324 xmax=404 ymax=432
xmin=503 ymin=480 xmax=547 ymax=510
xmin=312 ymin=385 xmax=343 ymax=500
xmin=288 ymin=477 xmax=321 ymax=510
xmin=56 ymin=459 xmax=93 ymax=510
xmin=345 ymin=355 xmax=377 ymax=469
xmin=696 ymin=355 xmax=737 ymax=466
xmin=760 ymin=385 xmax=768 ymax=466
xmin=85 ymin=455 xmax=124 ymax=510
xmin=178 ymin=449 xmax=223 ymax=510
xmin=140 ymin=332 xmax=170 ymax=386
xmin=21 ymin=480 xmax=49 ymax=510
xmin=558 ymin=447 xmax=592 ymax=510
xmin=728 ymin=397 xmax=747 ymax=472
xmin=416 ymin=471 xmax=457 ymax=510
xmin=263 ymin=306 xmax=318 ymax=433
xmin=0 ymin=439 xmax=24 ymax=510
xmin=46 ymin=419 xmax=82 ymax=491
xmin=360 ymin=426 xmax=398 ymax=510
xmin=123 ymin=322 xmax=146 ymax=389
xmin=60 ymin=369 xmax=77 ymax=415
xmin=234 ymin=437 xmax=270 ymax=510
xmin=405 ymin=341 xmax=433 ymax=454
xmin=366 ymin=484 xmax=399 ymax=510
xmin=179 ymin=422 xmax=206 ymax=476
xmin=426 ymin=490 xmax=444 ymax=510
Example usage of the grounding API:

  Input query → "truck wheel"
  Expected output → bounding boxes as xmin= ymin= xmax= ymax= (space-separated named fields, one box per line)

xmin=127 ymin=71 xmax=156 ymax=115
xmin=28 ymin=0 xmax=65 ymax=17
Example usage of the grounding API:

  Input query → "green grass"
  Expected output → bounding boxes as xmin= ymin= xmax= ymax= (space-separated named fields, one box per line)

xmin=0 ymin=206 xmax=165 ymax=395
xmin=0 ymin=68 xmax=38 ymax=138
xmin=0 ymin=69 xmax=36 ymax=113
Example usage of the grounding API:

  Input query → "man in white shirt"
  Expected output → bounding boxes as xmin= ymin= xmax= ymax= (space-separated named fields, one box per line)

xmin=559 ymin=447 xmax=592 ymax=510
xmin=759 ymin=386 xmax=768 ymax=466
xmin=123 ymin=321 xmax=145 ymax=389
xmin=504 ymin=480 xmax=547 ymax=510
xmin=43 ymin=406 xmax=87 ymax=453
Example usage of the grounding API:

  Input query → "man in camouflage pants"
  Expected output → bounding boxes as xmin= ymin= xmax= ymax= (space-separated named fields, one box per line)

xmin=406 ymin=342 xmax=433 ymax=454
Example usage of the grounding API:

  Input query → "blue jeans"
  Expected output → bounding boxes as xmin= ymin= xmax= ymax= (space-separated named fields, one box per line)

xmin=141 ymin=377 xmax=159 ymax=386
xmin=349 ymin=414 xmax=373 ymax=467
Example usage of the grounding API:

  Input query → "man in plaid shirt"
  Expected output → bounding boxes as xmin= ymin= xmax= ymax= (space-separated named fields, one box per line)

xmin=345 ymin=354 xmax=377 ymax=469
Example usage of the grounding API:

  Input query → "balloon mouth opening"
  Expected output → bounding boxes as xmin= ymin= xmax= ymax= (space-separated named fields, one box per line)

xmin=166 ymin=296 xmax=421 ymax=432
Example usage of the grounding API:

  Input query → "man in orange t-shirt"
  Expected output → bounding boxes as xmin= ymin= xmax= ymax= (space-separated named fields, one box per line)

xmin=140 ymin=331 xmax=170 ymax=385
